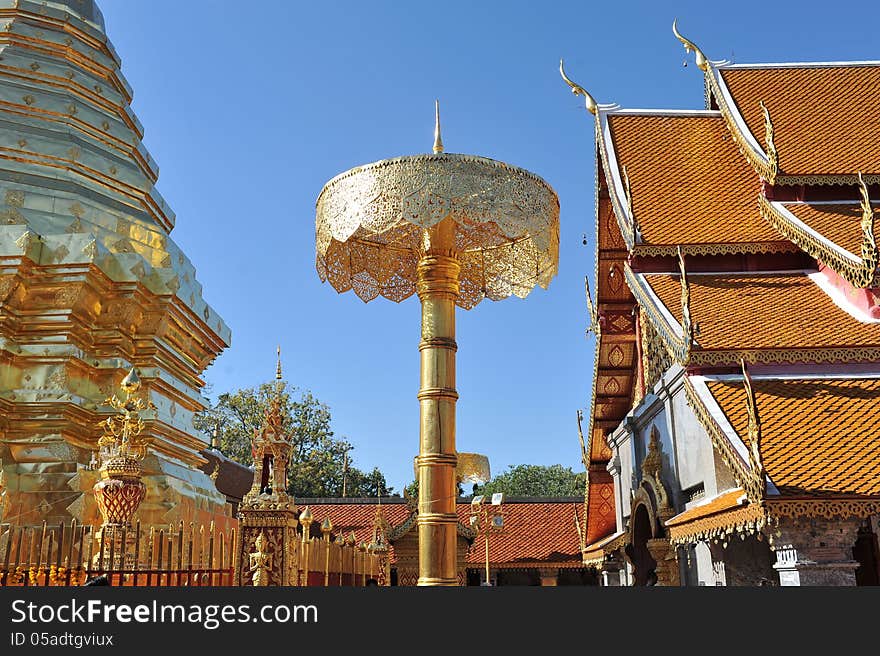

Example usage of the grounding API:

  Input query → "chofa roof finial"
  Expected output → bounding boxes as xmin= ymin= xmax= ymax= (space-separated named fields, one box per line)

xmin=672 ymin=19 xmax=709 ymax=72
xmin=559 ymin=58 xmax=598 ymax=116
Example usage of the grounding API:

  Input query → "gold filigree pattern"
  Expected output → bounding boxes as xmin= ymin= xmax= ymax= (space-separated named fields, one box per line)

xmin=678 ymin=247 xmax=693 ymax=361
xmin=315 ymin=153 xmax=560 ymax=310
xmin=584 ymin=275 xmax=599 ymax=337
xmin=641 ymin=315 xmax=672 ymax=393
xmin=624 ymin=264 xmax=693 ymax=365
xmin=859 ymin=172 xmax=878 ymax=274
xmin=622 ymin=165 xmax=639 ymax=242
xmin=758 ymin=195 xmax=878 ymax=288
xmin=759 ymin=101 xmax=778 ymax=183
xmin=455 ymin=453 xmax=490 ymax=485
xmin=741 ymin=360 xmax=766 ymax=502
xmin=633 ymin=241 xmax=796 ymax=257
xmin=766 ymin=498 xmax=880 ymax=520
xmin=667 ymin=502 xmax=767 ymax=546
xmin=703 ymin=68 xmax=778 ymax=183
xmin=693 ymin=346 xmax=880 ymax=367
xmin=642 ymin=426 xmax=670 ymax=510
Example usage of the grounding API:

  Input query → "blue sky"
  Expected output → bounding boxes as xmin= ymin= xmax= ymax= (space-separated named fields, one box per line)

xmin=98 ymin=0 xmax=880 ymax=493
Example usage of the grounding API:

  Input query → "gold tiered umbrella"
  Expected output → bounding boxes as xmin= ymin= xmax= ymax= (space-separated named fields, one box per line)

xmin=315 ymin=104 xmax=560 ymax=586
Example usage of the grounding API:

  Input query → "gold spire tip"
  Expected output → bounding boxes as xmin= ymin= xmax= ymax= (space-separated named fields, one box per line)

xmin=275 ymin=345 xmax=282 ymax=380
xmin=433 ymin=99 xmax=444 ymax=154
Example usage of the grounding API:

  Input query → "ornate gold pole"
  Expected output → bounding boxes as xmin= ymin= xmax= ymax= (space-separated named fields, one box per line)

xmin=416 ymin=219 xmax=460 ymax=586
xmin=316 ymin=103 xmax=559 ymax=587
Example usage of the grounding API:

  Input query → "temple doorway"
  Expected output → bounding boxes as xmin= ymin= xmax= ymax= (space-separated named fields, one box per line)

xmin=853 ymin=519 xmax=880 ymax=586
xmin=628 ymin=504 xmax=657 ymax=585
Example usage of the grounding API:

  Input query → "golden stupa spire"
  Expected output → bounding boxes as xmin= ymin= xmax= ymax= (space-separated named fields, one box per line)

xmin=265 ymin=346 xmax=284 ymax=428
xmin=433 ymin=99 xmax=444 ymax=154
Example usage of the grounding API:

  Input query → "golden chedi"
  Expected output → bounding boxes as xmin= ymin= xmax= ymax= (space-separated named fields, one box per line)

xmin=0 ymin=1 xmax=231 ymax=531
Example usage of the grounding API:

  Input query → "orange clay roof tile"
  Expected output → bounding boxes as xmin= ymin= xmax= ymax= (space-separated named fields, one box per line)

xmin=298 ymin=500 xmax=583 ymax=565
xmin=780 ymin=202 xmax=877 ymax=257
xmin=706 ymin=378 xmax=880 ymax=496
xmin=606 ymin=113 xmax=782 ymax=247
xmin=720 ymin=65 xmax=880 ymax=177
xmin=643 ymin=272 xmax=880 ymax=351
xmin=665 ymin=488 xmax=746 ymax=527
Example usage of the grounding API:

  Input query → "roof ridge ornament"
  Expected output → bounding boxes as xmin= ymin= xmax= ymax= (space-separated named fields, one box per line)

xmin=559 ymin=59 xmax=598 ymax=116
xmin=740 ymin=359 xmax=766 ymax=502
xmin=759 ymin=101 xmax=779 ymax=183
xmin=575 ymin=408 xmax=589 ymax=556
xmin=584 ymin=275 xmax=600 ymax=337
xmin=672 ymin=19 xmax=709 ymax=72
xmin=858 ymin=171 xmax=878 ymax=280
xmin=433 ymin=99 xmax=444 ymax=154
xmin=622 ymin=165 xmax=640 ymax=242
xmin=678 ymin=246 xmax=694 ymax=361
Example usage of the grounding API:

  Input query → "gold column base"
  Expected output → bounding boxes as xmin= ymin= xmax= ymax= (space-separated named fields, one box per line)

xmin=417 ymin=576 xmax=460 ymax=586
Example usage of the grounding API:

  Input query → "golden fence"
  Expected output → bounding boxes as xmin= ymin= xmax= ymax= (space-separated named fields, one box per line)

xmin=291 ymin=534 xmax=384 ymax=586
xmin=0 ymin=521 xmax=383 ymax=587
xmin=0 ymin=520 xmax=236 ymax=587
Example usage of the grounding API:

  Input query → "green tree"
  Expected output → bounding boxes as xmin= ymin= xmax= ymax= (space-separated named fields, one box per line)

xmin=472 ymin=464 xmax=586 ymax=498
xmin=194 ymin=382 xmax=393 ymax=498
xmin=402 ymin=478 xmax=464 ymax=500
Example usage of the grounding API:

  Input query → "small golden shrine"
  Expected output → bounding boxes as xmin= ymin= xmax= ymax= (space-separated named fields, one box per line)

xmin=235 ymin=350 xmax=299 ymax=586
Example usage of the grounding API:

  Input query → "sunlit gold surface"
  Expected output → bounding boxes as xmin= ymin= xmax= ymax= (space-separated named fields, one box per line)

xmin=456 ymin=452 xmax=491 ymax=485
xmin=0 ymin=2 xmax=233 ymax=534
xmin=316 ymin=153 xmax=559 ymax=309
xmin=316 ymin=129 xmax=559 ymax=586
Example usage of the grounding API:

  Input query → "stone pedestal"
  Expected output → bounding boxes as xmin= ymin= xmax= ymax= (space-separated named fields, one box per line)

xmin=235 ymin=496 xmax=299 ymax=586
xmin=647 ymin=537 xmax=680 ymax=586
xmin=773 ymin=517 xmax=861 ymax=587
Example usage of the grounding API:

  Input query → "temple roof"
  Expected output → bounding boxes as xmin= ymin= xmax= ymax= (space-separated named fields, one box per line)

xmin=603 ymin=111 xmax=787 ymax=254
xmin=199 ymin=449 xmax=253 ymax=502
xmin=573 ymin=40 xmax=880 ymax=542
xmin=777 ymin=202 xmax=874 ymax=256
xmin=665 ymin=488 xmax=747 ymax=528
xmin=297 ymin=498 xmax=584 ymax=567
xmin=759 ymin=198 xmax=879 ymax=288
xmin=695 ymin=375 xmax=880 ymax=497
xmin=629 ymin=270 xmax=880 ymax=365
xmin=715 ymin=63 xmax=880 ymax=180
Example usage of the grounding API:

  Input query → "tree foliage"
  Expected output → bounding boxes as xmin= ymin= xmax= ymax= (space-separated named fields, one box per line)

xmin=472 ymin=464 xmax=585 ymax=498
xmin=194 ymin=382 xmax=392 ymax=498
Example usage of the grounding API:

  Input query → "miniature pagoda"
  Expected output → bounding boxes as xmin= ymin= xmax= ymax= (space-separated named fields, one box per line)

xmin=565 ymin=23 xmax=880 ymax=586
xmin=0 ymin=1 xmax=231 ymax=531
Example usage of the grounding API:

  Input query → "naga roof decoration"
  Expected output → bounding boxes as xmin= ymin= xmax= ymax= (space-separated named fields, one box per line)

xmin=704 ymin=375 xmax=880 ymax=498
xmin=629 ymin=270 xmax=880 ymax=366
xmin=601 ymin=111 xmax=790 ymax=255
xmin=560 ymin=61 xmax=631 ymax=549
xmin=675 ymin=21 xmax=880 ymax=184
xmin=759 ymin=175 xmax=879 ymax=288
